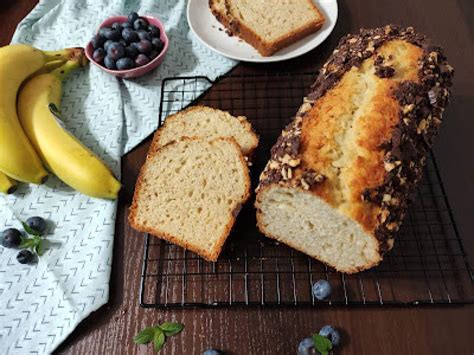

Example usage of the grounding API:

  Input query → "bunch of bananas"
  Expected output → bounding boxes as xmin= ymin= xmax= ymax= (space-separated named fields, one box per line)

xmin=0 ymin=44 xmax=120 ymax=199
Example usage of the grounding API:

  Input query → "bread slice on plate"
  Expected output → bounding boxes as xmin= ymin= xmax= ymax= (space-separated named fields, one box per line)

xmin=209 ymin=0 xmax=325 ymax=56
xmin=129 ymin=137 xmax=251 ymax=261
xmin=150 ymin=105 xmax=259 ymax=156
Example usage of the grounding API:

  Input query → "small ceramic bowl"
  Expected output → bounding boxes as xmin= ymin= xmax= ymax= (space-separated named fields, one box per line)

xmin=85 ymin=15 xmax=169 ymax=79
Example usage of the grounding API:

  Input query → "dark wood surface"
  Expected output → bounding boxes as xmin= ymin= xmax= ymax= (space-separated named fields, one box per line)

xmin=2 ymin=0 xmax=473 ymax=354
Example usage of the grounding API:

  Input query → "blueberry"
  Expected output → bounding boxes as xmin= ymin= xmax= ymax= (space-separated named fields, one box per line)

xmin=319 ymin=325 xmax=341 ymax=347
xmin=116 ymin=57 xmax=135 ymax=70
xmin=90 ymin=35 xmax=105 ymax=49
xmin=135 ymin=39 xmax=152 ymax=53
xmin=104 ymin=56 xmax=116 ymax=69
xmin=133 ymin=18 xmax=148 ymax=31
xmin=151 ymin=37 xmax=164 ymax=52
xmin=137 ymin=30 xmax=151 ymax=41
xmin=17 ymin=250 xmax=34 ymax=264
xmin=122 ymin=28 xmax=138 ymax=43
xmin=148 ymin=49 xmax=159 ymax=60
xmin=297 ymin=337 xmax=315 ymax=355
xmin=119 ymin=39 xmax=127 ymax=47
xmin=125 ymin=45 xmax=139 ymax=59
xmin=312 ymin=279 xmax=331 ymax=300
xmin=92 ymin=48 xmax=105 ymax=63
xmin=148 ymin=25 xmax=161 ymax=38
xmin=103 ymin=28 xmax=121 ymax=41
xmin=98 ymin=27 xmax=110 ymax=38
xmin=104 ymin=40 xmax=115 ymax=52
xmin=25 ymin=216 xmax=47 ymax=235
xmin=111 ymin=22 xmax=122 ymax=31
xmin=121 ymin=21 xmax=133 ymax=30
xmin=203 ymin=349 xmax=223 ymax=355
xmin=1 ymin=228 xmax=22 ymax=248
xmin=135 ymin=54 xmax=150 ymax=67
xmin=107 ymin=43 xmax=125 ymax=60
xmin=128 ymin=12 xmax=139 ymax=24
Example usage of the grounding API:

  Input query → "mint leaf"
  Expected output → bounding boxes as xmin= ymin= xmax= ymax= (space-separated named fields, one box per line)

xmin=158 ymin=322 xmax=184 ymax=337
xmin=133 ymin=327 xmax=156 ymax=344
xmin=313 ymin=334 xmax=332 ymax=355
xmin=35 ymin=238 xmax=43 ymax=256
xmin=19 ymin=237 xmax=34 ymax=249
xmin=19 ymin=235 xmax=43 ymax=258
xmin=153 ymin=329 xmax=165 ymax=352
xmin=21 ymin=221 xmax=42 ymax=236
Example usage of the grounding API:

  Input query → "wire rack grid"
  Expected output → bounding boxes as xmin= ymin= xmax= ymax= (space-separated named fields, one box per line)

xmin=138 ymin=72 xmax=474 ymax=308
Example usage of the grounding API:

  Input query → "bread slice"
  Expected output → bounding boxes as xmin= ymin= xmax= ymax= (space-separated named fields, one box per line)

xmin=209 ymin=0 xmax=325 ymax=56
xmin=129 ymin=137 xmax=251 ymax=261
xmin=150 ymin=106 xmax=259 ymax=156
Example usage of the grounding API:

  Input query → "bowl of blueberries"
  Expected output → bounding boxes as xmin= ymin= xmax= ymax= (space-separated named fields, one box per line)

xmin=86 ymin=12 xmax=169 ymax=78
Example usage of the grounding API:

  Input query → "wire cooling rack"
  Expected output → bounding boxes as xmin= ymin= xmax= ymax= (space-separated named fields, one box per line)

xmin=139 ymin=72 xmax=474 ymax=308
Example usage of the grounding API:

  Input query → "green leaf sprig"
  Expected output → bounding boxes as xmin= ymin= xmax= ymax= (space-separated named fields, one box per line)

xmin=133 ymin=322 xmax=184 ymax=352
xmin=313 ymin=334 xmax=332 ymax=355
xmin=19 ymin=221 xmax=44 ymax=256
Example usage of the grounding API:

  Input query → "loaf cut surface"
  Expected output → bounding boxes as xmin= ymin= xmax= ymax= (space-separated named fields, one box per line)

xmin=256 ymin=26 xmax=454 ymax=273
xmin=129 ymin=137 xmax=250 ymax=261
xmin=151 ymin=106 xmax=259 ymax=156
xmin=210 ymin=0 xmax=325 ymax=56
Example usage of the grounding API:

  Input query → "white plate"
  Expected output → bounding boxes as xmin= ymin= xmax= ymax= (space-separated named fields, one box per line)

xmin=187 ymin=0 xmax=338 ymax=63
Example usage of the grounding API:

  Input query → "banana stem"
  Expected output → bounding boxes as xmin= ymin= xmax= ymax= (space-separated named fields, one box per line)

xmin=50 ymin=58 xmax=84 ymax=81
xmin=43 ymin=47 xmax=88 ymax=64
xmin=34 ymin=59 xmax=68 ymax=75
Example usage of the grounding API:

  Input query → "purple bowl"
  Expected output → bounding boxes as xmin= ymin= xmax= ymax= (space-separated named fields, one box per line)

xmin=85 ymin=15 xmax=169 ymax=79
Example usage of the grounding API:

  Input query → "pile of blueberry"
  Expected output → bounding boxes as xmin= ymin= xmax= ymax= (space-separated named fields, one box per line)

xmin=90 ymin=12 xmax=165 ymax=70
xmin=1 ymin=216 xmax=47 ymax=264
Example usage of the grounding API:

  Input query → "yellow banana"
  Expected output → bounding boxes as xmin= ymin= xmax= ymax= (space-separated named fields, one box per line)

xmin=0 ymin=44 xmax=79 ymax=184
xmin=0 ymin=171 xmax=17 ymax=194
xmin=18 ymin=58 xmax=121 ymax=199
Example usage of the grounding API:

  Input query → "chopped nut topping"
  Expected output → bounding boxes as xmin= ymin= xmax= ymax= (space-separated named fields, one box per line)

xmin=288 ymin=159 xmax=301 ymax=167
xmin=402 ymin=104 xmax=415 ymax=114
xmin=384 ymin=161 xmax=396 ymax=172
xmin=269 ymin=161 xmax=279 ymax=169
xmin=301 ymin=179 xmax=310 ymax=190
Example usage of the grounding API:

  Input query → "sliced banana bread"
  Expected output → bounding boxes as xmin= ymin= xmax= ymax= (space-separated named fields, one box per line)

xmin=129 ymin=137 xmax=251 ymax=261
xmin=255 ymin=26 xmax=454 ymax=273
xmin=209 ymin=0 xmax=325 ymax=56
xmin=150 ymin=106 xmax=259 ymax=156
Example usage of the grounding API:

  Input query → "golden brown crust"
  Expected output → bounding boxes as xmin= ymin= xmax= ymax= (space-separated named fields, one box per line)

xmin=128 ymin=136 xmax=251 ymax=262
xmin=149 ymin=105 xmax=259 ymax=156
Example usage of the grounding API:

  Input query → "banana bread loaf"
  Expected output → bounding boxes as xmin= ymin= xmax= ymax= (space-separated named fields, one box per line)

xmin=255 ymin=26 xmax=454 ymax=273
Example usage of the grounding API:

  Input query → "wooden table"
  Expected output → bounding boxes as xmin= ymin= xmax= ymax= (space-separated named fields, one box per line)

xmin=2 ymin=0 xmax=473 ymax=354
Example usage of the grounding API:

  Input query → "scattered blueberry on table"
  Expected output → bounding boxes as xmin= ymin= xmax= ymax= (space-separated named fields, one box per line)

xmin=312 ymin=279 xmax=332 ymax=300
xmin=319 ymin=325 xmax=341 ymax=347
xmin=1 ymin=228 xmax=22 ymax=248
xmin=91 ymin=12 xmax=164 ymax=71
xmin=16 ymin=250 xmax=34 ymax=264
xmin=297 ymin=337 xmax=315 ymax=355
xmin=203 ymin=349 xmax=223 ymax=355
